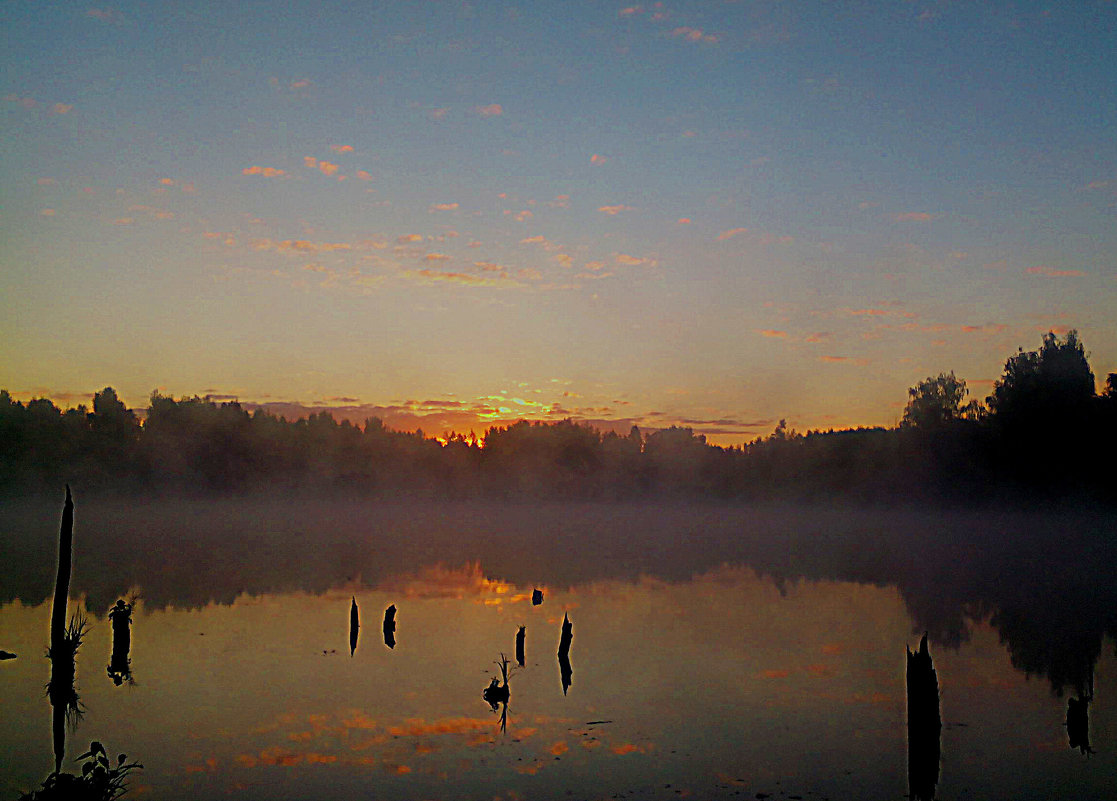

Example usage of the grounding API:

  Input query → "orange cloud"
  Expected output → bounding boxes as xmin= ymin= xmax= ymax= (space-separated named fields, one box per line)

xmin=615 ymin=253 xmax=651 ymax=266
xmin=961 ymin=323 xmax=1007 ymax=334
xmin=892 ymin=212 xmax=934 ymax=222
xmin=51 ymin=103 xmax=73 ymax=114
xmin=159 ymin=177 xmax=174 ymax=185
xmin=819 ymin=355 xmax=869 ymax=365
xmin=424 ymin=253 xmax=451 ymax=262
xmin=409 ymin=270 xmax=520 ymax=288
xmin=717 ymin=227 xmax=747 ymax=240
xmin=1025 ymin=266 xmax=1086 ymax=278
xmin=397 ymin=234 xmax=423 ymax=244
xmin=304 ymin=157 xmax=340 ymax=176
xmin=520 ymin=235 xmax=547 ymax=244
xmin=242 ymin=165 xmax=286 ymax=178
xmin=619 ymin=6 xmax=643 ymax=16
xmin=356 ymin=170 xmax=372 ymax=181
xmin=330 ymin=144 xmax=354 ymax=154
xmin=4 ymin=94 xmax=37 ymax=109
xmin=549 ymin=741 xmax=569 ymax=756
xmin=429 ymin=202 xmax=460 ymax=212
xmin=37 ymin=177 xmax=56 ymax=186
xmin=474 ymin=103 xmax=504 ymax=117
xmin=474 ymin=261 xmax=504 ymax=272
xmin=40 ymin=208 xmax=55 ymax=216
xmin=598 ymin=204 xmax=633 ymax=215
xmin=678 ymin=217 xmax=691 ymax=224
xmin=514 ymin=210 xmax=533 ymax=221
xmin=113 ymin=217 xmax=134 ymax=225
xmin=590 ymin=153 xmax=608 ymax=165
xmin=254 ymin=239 xmax=353 ymax=253
xmin=759 ymin=329 xmax=787 ymax=338
xmin=672 ymin=26 xmax=719 ymax=43
xmin=517 ymin=267 xmax=543 ymax=280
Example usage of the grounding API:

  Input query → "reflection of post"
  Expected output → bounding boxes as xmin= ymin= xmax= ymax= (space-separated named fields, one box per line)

xmin=48 ymin=486 xmax=76 ymax=774
xmin=906 ymin=633 xmax=941 ymax=801
xmin=349 ymin=597 xmax=359 ymax=657
xmin=107 ymin=599 xmax=133 ymax=685
xmin=383 ymin=604 xmax=397 ymax=649
xmin=1067 ymin=693 xmax=1094 ymax=755
xmin=558 ymin=613 xmax=573 ymax=696
xmin=516 ymin=625 xmax=526 ymax=667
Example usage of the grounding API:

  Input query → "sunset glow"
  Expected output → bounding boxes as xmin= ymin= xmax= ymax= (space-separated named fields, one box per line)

xmin=2 ymin=2 xmax=1115 ymax=444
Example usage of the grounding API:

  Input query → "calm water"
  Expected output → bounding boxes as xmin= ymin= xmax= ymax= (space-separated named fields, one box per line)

xmin=1 ymin=499 xmax=1115 ymax=800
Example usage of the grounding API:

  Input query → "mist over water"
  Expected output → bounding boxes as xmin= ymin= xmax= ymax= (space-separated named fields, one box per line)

xmin=2 ymin=498 xmax=1115 ymax=799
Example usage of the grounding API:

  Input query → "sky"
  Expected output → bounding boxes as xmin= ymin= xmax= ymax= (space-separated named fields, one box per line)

xmin=2 ymin=1 xmax=1115 ymax=444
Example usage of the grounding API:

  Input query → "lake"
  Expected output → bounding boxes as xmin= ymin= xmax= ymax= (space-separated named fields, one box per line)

xmin=1 ymin=497 xmax=1115 ymax=800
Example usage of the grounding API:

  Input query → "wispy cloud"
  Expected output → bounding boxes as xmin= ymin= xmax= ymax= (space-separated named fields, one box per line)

xmin=615 ymin=253 xmax=653 ymax=267
xmin=758 ymin=329 xmax=787 ymax=338
xmin=86 ymin=8 xmax=121 ymax=22
xmin=51 ymin=103 xmax=73 ymax=114
xmin=671 ymin=26 xmax=719 ymax=43
xmin=329 ymin=144 xmax=354 ymax=154
xmin=424 ymin=253 xmax=451 ymax=262
xmin=598 ymin=204 xmax=633 ymax=215
xmin=591 ymin=154 xmax=608 ymax=165
xmin=407 ymin=269 xmax=522 ymax=288
xmin=474 ymin=104 xmax=503 ymax=117
xmin=429 ymin=202 xmax=459 ymax=212
xmin=253 ymin=239 xmax=354 ymax=253
xmin=304 ymin=156 xmax=340 ymax=177
xmin=397 ymin=234 xmax=423 ymax=244
xmin=716 ymin=227 xmax=747 ymax=240
xmin=960 ymin=323 xmax=1008 ymax=334
xmin=4 ymin=94 xmax=38 ymax=109
xmin=1025 ymin=265 xmax=1086 ymax=278
xmin=242 ymin=165 xmax=286 ymax=178
xmin=819 ymin=355 xmax=869 ymax=365
xmin=892 ymin=212 xmax=934 ymax=222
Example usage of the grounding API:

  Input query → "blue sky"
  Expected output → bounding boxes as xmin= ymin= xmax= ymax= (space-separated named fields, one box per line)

xmin=2 ymin=1 xmax=1115 ymax=442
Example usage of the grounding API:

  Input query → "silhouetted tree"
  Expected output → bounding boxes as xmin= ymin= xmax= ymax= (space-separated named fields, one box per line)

xmin=902 ymin=372 xmax=972 ymax=429
xmin=988 ymin=331 xmax=1094 ymax=425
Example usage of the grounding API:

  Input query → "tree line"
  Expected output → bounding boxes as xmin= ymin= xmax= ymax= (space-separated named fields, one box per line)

xmin=2 ymin=331 xmax=1114 ymax=504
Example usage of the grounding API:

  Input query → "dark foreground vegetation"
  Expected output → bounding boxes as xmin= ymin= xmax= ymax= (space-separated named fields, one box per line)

xmin=2 ymin=332 xmax=1114 ymax=504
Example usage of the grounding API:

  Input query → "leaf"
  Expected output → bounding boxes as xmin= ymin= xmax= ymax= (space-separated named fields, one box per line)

xmin=118 ymin=754 xmax=127 ymax=765
xmin=82 ymin=762 xmax=94 ymax=776
xmin=90 ymin=740 xmax=106 ymax=756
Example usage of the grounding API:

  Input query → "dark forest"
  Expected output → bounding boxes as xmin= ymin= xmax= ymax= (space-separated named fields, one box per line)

xmin=3 ymin=331 xmax=1114 ymax=505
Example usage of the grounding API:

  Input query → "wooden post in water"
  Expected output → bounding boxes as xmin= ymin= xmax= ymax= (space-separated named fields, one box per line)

xmin=49 ymin=485 xmax=74 ymax=774
xmin=50 ymin=486 xmax=74 ymax=651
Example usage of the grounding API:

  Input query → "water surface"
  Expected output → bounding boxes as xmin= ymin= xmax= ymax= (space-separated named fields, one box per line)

xmin=1 ymin=499 xmax=1114 ymax=799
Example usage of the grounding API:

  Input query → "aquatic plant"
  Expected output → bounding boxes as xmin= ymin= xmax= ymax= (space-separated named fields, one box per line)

xmin=19 ymin=740 xmax=142 ymax=801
